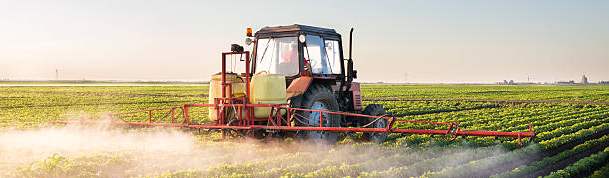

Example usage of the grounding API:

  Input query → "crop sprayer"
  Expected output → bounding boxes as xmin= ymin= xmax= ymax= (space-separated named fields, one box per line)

xmin=54 ymin=24 xmax=535 ymax=145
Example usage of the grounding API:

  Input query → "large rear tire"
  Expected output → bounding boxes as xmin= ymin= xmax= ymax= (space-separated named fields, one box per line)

xmin=361 ymin=104 xmax=388 ymax=143
xmin=295 ymin=84 xmax=340 ymax=143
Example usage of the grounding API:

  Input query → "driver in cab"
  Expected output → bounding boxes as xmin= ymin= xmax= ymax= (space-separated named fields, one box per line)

xmin=278 ymin=42 xmax=298 ymax=75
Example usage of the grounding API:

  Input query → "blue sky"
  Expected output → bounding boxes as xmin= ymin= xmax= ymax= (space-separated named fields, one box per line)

xmin=1 ymin=0 xmax=607 ymax=83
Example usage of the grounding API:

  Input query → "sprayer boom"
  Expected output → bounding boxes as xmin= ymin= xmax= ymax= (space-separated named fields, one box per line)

xmin=53 ymin=102 xmax=534 ymax=145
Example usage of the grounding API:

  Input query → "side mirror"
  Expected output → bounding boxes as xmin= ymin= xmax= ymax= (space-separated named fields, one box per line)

xmin=352 ymin=70 xmax=357 ymax=79
xmin=245 ymin=38 xmax=253 ymax=46
xmin=231 ymin=44 xmax=244 ymax=52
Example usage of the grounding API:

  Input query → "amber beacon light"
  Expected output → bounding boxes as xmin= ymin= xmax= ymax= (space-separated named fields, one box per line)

xmin=246 ymin=28 xmax=253 ymax=37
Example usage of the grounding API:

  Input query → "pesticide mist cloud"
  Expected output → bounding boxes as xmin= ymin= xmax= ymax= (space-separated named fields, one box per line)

xmin=0 ymin=125 xmax=523 ymax=178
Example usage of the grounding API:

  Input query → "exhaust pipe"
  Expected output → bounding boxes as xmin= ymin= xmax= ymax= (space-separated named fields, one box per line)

xmin=349 ymin=28 xmax=353 ymax=60
xmin=345 ymin=28 xmax=355 ymax=92
xmin=347 ymin=28 xmax=356 ymax=79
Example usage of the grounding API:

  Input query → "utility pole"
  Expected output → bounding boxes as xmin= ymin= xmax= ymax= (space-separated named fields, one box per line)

xmin=0 ymin=73 xmax=9 ymax=81
xmin=55 ymin=69 xmax=59 ymax=80
xmin=404 ymin=72 xmax=408 ymax=83
xmin=527 ymin=76 xmax=530 ymax=83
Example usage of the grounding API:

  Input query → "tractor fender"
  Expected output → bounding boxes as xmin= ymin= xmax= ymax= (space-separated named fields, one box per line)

xmin=286 ymin=76 xmax=313 ymax=99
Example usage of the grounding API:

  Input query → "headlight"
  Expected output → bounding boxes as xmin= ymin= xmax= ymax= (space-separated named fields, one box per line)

xmin=299 ymin=34 xmax=306 ymax=43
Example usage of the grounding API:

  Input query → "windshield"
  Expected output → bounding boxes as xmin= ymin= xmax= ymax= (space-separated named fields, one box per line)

xmin=255 ymin=37 xmax=299 ymax=76
xmin=302 ymin=35 xmax=341 ymax=74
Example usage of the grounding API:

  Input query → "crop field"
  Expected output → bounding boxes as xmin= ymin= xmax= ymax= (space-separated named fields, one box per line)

xmin=0 ymin=83 xmax=608 ymax=178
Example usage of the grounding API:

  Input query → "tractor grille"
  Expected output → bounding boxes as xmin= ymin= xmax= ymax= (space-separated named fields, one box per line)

xmin=353 ymin=92 xmax=362 ymax=110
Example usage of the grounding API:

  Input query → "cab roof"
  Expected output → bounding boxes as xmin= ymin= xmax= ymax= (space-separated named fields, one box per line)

xmin=255 ymin=24 xmax=341 ymax=39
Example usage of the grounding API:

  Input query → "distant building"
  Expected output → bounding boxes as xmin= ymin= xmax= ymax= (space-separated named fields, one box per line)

xmin=557 ymin=80 xmax=575 ymax=85
xmin=581 ymin=75 xmax=588 ymax=85
xmin=600 ymin=81 xmax=609 ymax=85
xmin=497 ymin=80 xmax=516 ymax=85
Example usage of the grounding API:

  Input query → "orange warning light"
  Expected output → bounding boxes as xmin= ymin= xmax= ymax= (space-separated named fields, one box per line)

xmin=246 ymin=28 xmax=252 ymax=37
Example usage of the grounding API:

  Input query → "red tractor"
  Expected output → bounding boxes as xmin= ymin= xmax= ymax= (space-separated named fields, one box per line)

xmin=245 ymin=24 xmax=384 ymax=142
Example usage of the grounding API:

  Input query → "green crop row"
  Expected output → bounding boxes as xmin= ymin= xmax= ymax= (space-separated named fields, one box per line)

xmin=423 ymin=125 xmax=609 ymax=178
xmin=387 ymin=110 xmax=609 ymax=177
xmin=293 ymin=146 xmax=458 ymax=178
xmin=498 ymin=109 xmax=608 ymax=133
xmin=491 ymin=135 xmax=609 ymax=178
xmin=365 ymin=100 xmax=499 ymax=116
xmin=418 ymin=144 xmax=539 ymax=178
xmin=361 ymin=85 xmax=609 ymax=102
xmin=535 ymin=114 xmax=609 ymax=141
xmin=357 ymin=145 xmax=508 ymax=178
xmin=539 ymin=122 xmax=609 ymax=150
xmin=544 ymin=147 xmax=609 ymax=178
xmin=388 ymin=104 xmax=607 ymax=148
xmin=587 ymin=163 xmax=609 ymax=178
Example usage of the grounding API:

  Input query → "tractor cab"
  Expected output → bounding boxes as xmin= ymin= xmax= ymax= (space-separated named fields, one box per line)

xmin=246 ymin=24 xmax=361 ymax=115
xmin=250 ymin=24 xmax=345 ymax=82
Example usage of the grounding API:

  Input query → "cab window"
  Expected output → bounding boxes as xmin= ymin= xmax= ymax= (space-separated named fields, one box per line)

xmin=303 ymin=35 xmax=340 ymax=74
xmin=255 ymin=37 xmax=299 ymax=76
xmin=324 ymin=40 xmax=342 ymax=74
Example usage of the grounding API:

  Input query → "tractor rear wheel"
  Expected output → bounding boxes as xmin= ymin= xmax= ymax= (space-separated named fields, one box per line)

xmin=361 ymin=104 xmax=388 ymax=143
xmin=295 ymin=84 xmax=340 ymax=143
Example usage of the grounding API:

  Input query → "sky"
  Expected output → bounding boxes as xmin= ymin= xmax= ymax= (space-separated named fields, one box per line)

xmin=1 ymin=0 xmax=608 ymax=83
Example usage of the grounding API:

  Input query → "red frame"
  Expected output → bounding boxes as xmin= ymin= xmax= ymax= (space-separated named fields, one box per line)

xmin=53 ymin=51 xmax=535 ymax=145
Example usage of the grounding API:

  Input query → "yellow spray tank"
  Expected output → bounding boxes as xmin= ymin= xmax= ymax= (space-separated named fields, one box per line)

xmin=250 ymin=72 xmax=287 ymax=118
xmin=208 ymin=73 xmax=245 ymax=121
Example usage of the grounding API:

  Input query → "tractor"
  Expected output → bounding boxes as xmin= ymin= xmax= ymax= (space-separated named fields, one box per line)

xmin=241 ymin=24 xmax=385 ymax=142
